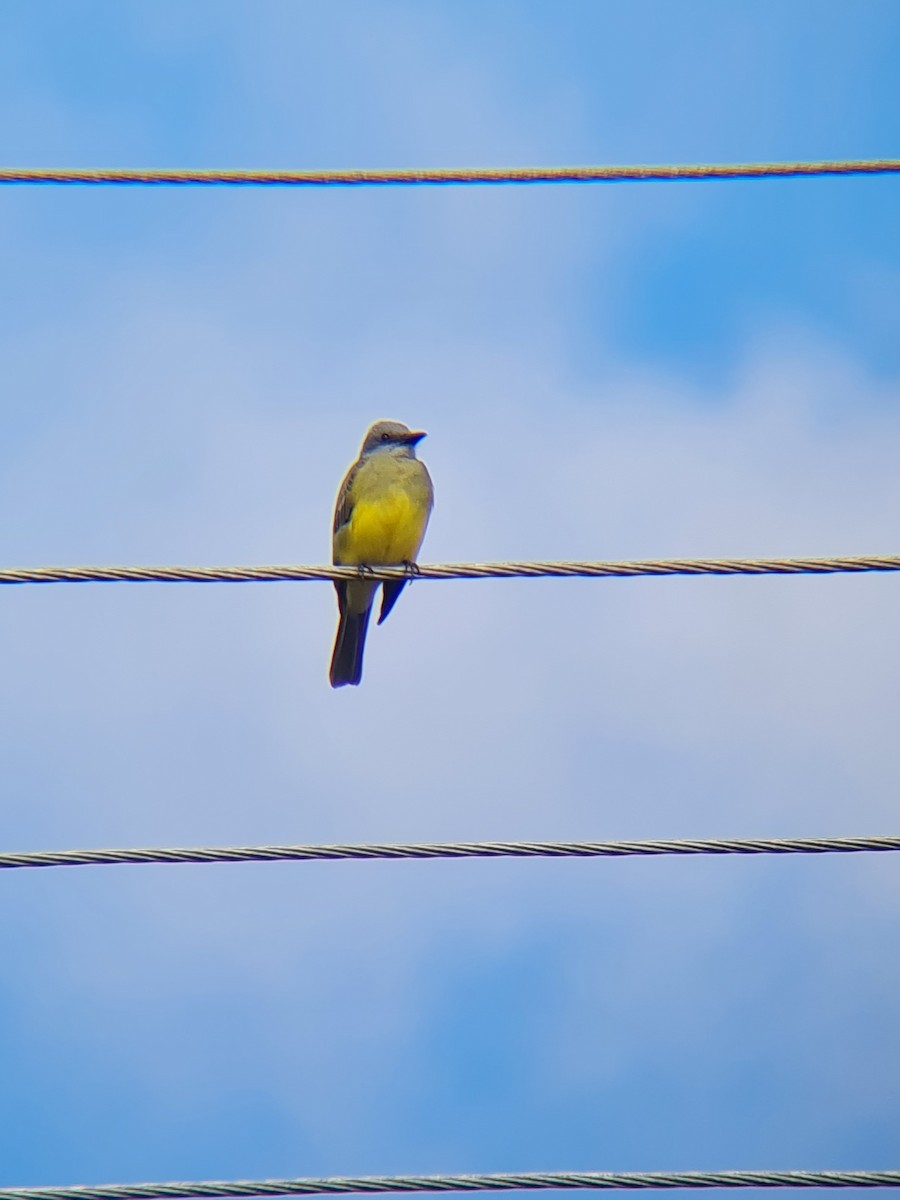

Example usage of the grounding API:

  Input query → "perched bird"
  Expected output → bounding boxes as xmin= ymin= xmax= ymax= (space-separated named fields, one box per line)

xmin=329 ymin=420 xmax=434 ymax=687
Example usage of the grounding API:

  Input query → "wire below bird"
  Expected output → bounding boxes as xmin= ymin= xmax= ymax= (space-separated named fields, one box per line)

xmin=2 ymin=1167 xmax=899 ymax=1200
xmin=2 ymin=835 xmax=898 ymax=871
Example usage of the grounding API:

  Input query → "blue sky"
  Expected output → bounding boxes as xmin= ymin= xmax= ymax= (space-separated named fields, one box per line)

xmin=0 ymin=1 xmax=898 ymax=1192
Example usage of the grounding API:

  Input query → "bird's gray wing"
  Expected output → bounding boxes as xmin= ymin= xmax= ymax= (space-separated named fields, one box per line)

xmin=332 ymin=461 xmax=360 ymax=541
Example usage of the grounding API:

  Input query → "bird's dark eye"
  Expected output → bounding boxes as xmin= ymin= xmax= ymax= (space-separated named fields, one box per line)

xmin=381 ymin=432 xmax=391 ymax=442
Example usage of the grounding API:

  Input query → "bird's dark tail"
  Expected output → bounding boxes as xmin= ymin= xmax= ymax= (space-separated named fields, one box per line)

xmin=329 ymin=594 xmax=372 ymax=688
xmin=378 ymin=580 xmax=407 ymax=625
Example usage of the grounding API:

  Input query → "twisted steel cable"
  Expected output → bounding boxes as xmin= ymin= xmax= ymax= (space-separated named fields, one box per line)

xmin=2 ymin=1169 xmax=899 ymax=1200
xmin=1 ymin=554 xmax=900 ymax=586
xmin=0 ymin=159 xmax=899 ymax=188
xmin=2 ymin=835 xmax=898 ymax=872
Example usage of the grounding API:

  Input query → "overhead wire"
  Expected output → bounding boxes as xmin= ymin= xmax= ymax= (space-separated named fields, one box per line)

xmin=2 ymin=834 xmax=899 ymax=872
xmin=1 ymin=553 xmax=900 ymax=587
xmin=0 ymin=158 xmax=899 ymax=188
xmin=3 ymin=1168 xmax=900 ymax=1200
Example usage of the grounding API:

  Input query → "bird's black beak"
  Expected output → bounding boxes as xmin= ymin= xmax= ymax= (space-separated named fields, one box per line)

xmin=403 ymin=430 xmax=427 ymax=445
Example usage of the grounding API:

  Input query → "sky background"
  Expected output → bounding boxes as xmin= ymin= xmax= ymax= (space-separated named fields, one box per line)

xmin=0 ymin=0 xmax=898 ymax=1192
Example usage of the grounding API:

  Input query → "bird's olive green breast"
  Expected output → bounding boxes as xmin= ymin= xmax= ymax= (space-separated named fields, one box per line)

xmin=333 ymin=453 xmax=433 ymax=566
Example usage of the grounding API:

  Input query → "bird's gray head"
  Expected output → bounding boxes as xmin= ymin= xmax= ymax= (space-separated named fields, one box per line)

xmin=360 ymin=420 xmax=427 ymax=458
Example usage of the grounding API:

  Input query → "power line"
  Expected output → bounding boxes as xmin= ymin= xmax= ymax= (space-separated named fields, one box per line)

xmin=0 ymin=158 xmax=898 ymax=189
xmin=2 ymin=553 xmax=900 ymax=587
xmin=2 ymin=835 xmax=898 ymax=872
xmin=3 ymin=1168 xmax=899 ymax=1200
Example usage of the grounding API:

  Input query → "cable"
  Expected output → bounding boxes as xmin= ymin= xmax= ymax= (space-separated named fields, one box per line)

xmin=3 ymin=1168 xmax=899 ymax=1200
xmin=0 ymin=159 xmax=899 ymax=188
xmin=2 ymin=835 xmax=898 ymax=872
xmin=2 ymin=553 xmax=900 ymax=587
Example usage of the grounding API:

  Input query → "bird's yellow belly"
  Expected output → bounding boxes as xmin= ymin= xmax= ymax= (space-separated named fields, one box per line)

xmin=339 ymin=491 xmax=427 ymax=564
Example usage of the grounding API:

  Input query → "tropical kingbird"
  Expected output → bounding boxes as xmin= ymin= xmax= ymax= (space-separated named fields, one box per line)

xmin=329 ymin=420 xmax=434 ymax=687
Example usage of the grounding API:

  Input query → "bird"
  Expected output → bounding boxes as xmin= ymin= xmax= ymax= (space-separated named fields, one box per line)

xmin=329 ymin=419 xmax=434 ymax=687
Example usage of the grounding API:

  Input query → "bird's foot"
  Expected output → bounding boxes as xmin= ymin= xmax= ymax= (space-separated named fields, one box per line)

xmin=402 ymin=561 xmax=421 ymax=580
